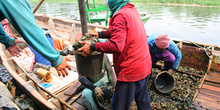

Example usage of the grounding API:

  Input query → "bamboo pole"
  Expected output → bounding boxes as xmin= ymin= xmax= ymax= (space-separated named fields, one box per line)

xmin=12 ymin=58 xmax=77 ymax=110
xmin=33 ymin=0 xmax=45 ymax=14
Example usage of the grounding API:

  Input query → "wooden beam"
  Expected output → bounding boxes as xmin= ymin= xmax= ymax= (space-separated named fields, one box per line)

xmin=200 ymin=89 xmax=220 ymax=99
xmin=202 ymin=83 xmax=220 ymax=93
xmin=78 ymin=0 xmax=88 ymax=35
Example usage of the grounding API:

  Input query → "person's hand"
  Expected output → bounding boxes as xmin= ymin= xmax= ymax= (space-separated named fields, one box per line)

xmin=85 ymin=32 xmax=98 ymax=38
xmin=55 ymin=56 xmax=72 ymax=77
xmin=78 ymin=41 xmax=92 ymax=57
xmin=94 ymin=87 xmax=104 ymax=100
xmin=168 ymin=68 xmax=176 ymax=75
xmin=8 ymin=39 xmax=24 ymax=57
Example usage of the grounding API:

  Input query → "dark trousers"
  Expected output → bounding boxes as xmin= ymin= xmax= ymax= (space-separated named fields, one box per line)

xmin=111 ymin=74 xmax=151 ymax=110
xmin=151 ymin=50 xmax=175 ymax=70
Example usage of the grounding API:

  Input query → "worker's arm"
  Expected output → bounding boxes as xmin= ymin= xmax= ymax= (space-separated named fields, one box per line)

xmin=79 ymin=75 xmax=97 ymax=91
xmin=79 ymin=75 xmax=104 ymax=100
xmin=0 ymin=23 xmax=15 ymax=49
xmin=168 ymin=41 xmax=182 ymax=69
xmin=91 ymin=13 xmax=127 ymax=53
xmin=85 ymin=30 xmax=111 ymax=38
xmin=0 ymin=0 xmax=62 ymax=66
xmin=0 ymin=1 xmax=71 ymax=76
xmin=98 ymin=30 xmax=111 ymax=38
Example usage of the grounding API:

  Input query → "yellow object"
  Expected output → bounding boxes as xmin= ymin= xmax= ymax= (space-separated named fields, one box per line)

xmin=36 ymin=68 xmax=52 ymax=82
xmin=93 ymin=27 xmax=103 ymax=32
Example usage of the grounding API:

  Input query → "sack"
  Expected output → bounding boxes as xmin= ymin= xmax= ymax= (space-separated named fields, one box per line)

xmin=53 ymin=35 xmax=65 ymax=50
xmin=13 ymin=47 xmax=35 ymax=73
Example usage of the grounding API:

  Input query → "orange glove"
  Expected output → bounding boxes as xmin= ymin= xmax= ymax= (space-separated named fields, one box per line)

xmin=55 ymin=56 xmax=72 ymax=77
xmin=8 ymin=39 xmax=24 ymax=57
xmin=78 ymin=41 xmax=92 ymax=57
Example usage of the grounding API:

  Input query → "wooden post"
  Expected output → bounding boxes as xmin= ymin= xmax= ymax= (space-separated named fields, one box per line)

xmin=78 ymin=0 xmax=88 ymax=36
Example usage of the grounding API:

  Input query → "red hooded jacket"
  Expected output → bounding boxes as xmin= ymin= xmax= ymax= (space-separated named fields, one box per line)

xmin=95 ymin=3 xmax=152 ymax=82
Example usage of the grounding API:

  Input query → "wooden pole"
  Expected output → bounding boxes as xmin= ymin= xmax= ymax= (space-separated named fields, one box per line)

xmin=33 ymin=0 xmax=45 ymax=14
xmin=206 ymin=47 xmax=214 ymax=73
xmin=78 ymin=0 xmax=88 ymax=36
xmin=193 ymin=73 xmax=207 ymax=101
xmin=193 ymin=47 xmax=214 ymax=101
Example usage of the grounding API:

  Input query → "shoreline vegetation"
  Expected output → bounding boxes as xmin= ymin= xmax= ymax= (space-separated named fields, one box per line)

xmin=29 ymin=0 xmax=220 ymax=6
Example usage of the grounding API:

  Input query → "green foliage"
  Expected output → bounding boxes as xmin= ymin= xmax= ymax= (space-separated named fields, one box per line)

xmin=29 ymin=0 xmax=77 ymax=3
xmin=28 ymin=0 xmax=220 ymax=6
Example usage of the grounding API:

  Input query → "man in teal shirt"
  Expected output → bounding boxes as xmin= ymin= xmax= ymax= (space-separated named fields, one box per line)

xmin=0 ymin=0 xmax=71 ymax=76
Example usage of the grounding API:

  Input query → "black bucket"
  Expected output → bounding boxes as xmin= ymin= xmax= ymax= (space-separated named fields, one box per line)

xmin=154 ymin=71 xmax=175 ymax=93
xmin=74 ymin=51 xmax=104 ymax=77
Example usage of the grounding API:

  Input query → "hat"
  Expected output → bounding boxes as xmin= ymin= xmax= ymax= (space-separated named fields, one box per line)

xmin=155 ymin=34 xmax=170 ymax=49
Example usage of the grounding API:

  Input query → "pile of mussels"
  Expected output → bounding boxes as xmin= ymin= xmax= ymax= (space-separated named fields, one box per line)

xmin=130 ymin=64 xmax=205 ymax=110
xmin=72 ymin=35 xmax=99 ymax=51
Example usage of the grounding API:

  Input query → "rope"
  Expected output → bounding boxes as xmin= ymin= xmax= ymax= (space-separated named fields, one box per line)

xmin=181 ymin=40 xmax=217 ymax=59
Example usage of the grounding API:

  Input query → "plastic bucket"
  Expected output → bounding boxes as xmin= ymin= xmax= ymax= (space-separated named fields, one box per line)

xmin=154 ymin=71 xmax=175 ymax=93
xmin=74 ymin=51 xmax=103 ymax=77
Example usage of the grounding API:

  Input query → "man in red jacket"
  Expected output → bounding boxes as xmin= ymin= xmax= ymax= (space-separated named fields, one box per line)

xmin=79 ymin=0 xmax=152 ymax=109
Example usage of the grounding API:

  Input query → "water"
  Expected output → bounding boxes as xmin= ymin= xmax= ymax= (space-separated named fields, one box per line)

xmin=30 ymin=3 xmax=220 ymax=46
xmin=143 ymin=4 xmax=220 ymax=46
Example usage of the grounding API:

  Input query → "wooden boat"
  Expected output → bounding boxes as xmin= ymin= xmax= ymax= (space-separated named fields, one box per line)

xmin=0 ymin=14 xmax=220 ymax=110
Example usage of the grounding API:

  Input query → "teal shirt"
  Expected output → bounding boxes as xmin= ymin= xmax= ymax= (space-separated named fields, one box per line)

xmin=0 ymin=0 xmax=62 ymax=67
xmin=148 ymin=33 xmax=182 ymax=69
xmin=0 ymin=23 xmax=15 ymax=48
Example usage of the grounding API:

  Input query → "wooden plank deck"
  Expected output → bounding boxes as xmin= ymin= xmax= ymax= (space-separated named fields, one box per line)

xmin=195 ymin=71 xmax=220 ymax=110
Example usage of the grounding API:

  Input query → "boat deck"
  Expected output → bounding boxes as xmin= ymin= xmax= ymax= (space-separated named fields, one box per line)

xmin=48 ymin=55 xmax=87 ymax=110
xmin=57 ymin=83 xmax=86 ymax=110
xmin=58 ymin=71 xmax=220 ymax=110
xmin=195 ymin=71 xmax=220 ymax=110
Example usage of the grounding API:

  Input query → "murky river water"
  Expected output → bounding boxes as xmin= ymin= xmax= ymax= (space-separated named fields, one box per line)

xmin=30 ymin=2 xmax=220 ymax=46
